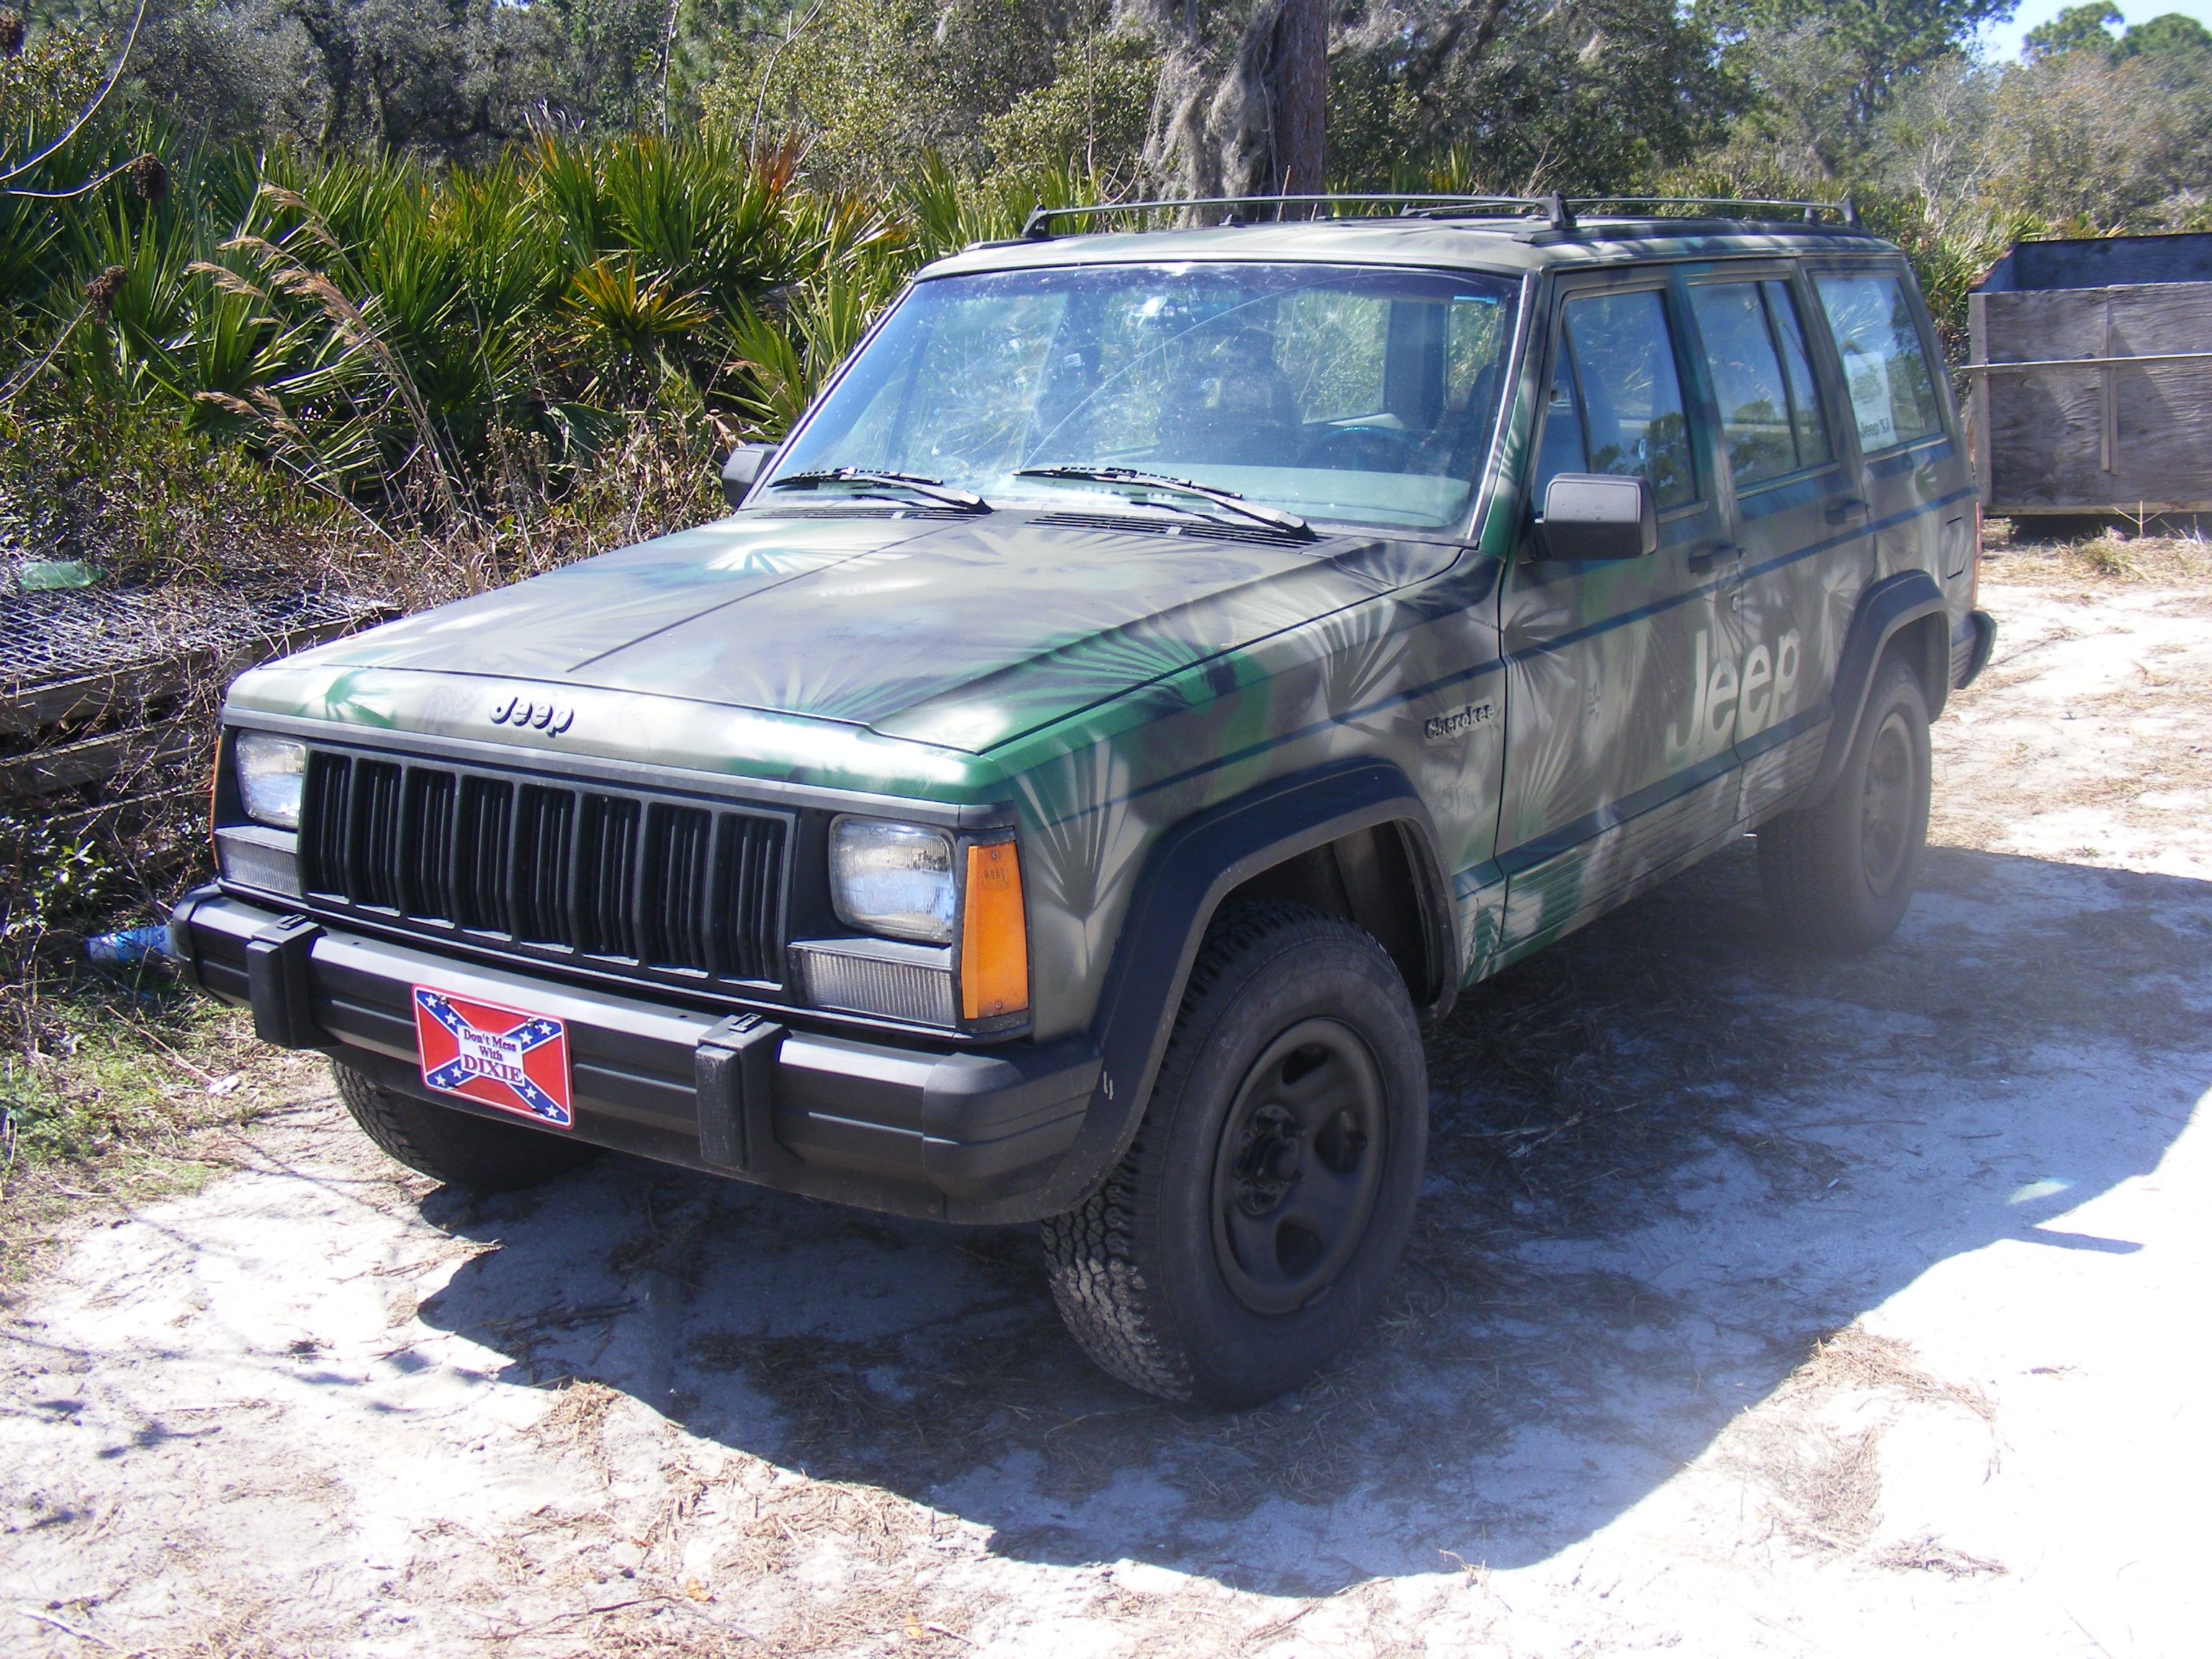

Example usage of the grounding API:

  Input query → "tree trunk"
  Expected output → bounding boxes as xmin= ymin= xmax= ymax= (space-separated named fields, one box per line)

xmin=1143 ymin=0 xmax=1329 ymax=209
xmin=1270 ymin=0 xmax=1326 ymax=197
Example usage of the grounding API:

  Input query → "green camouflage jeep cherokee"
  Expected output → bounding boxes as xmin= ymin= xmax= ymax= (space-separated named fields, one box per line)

xmin=174 ymin=194 xmax=1997 ymax=1405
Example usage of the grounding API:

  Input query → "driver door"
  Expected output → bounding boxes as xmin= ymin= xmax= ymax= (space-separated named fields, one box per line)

xmin=1496 ymin=272 xmax=1738 ymax=961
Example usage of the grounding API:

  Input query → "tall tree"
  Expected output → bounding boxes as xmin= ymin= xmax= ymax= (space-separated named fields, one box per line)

xmin=1328 ymin=0 xmax=1727 ymax=194
xmin=2023 ymin=2 xmax=2121 ymax=60
xmin=1701 ymin=0 xmax=2017 ymax=175
xmin=1138 ymin=0 xmax=1347 ymax=201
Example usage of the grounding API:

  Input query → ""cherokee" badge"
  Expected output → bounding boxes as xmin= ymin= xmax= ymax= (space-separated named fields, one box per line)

xmin=490 ymin=695 xmax=575 ymax=736
xmin=1423 ymin=701 xmax=1496 ymax=741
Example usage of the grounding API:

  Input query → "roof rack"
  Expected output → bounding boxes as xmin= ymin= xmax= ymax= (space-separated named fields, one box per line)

xmin=1020 ymin=194 xmax=1560 ymax=240
xmin=1567 ymin=196 xmax=1860 ymax=227
xmin=1017 ymin=192 xmax=1861 ymax=242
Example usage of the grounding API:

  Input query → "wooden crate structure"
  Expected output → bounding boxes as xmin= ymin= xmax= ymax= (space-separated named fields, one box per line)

xmin=1 ymin=586 xmax=390 ymax=858
xmin=1966 ymin=233 xmax=2212 ymax=518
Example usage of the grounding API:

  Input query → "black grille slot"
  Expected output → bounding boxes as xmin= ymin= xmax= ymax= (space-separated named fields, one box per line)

xmin=292 ymin=747 xmax=791 ymax=992
xmin=347 ymin=760 xmax=404 ymax=910
xmin=576 ymin=795 xmax=642 ymax=958
xmin=455 ymin=776 xmax=513 ymax=933
xmin=714 ymin=814 xmax=787 ymax=982
xmin=642 ymin=805 xmax=713 ymax=971
xmin=301 ymin=752 xmax=351 ymax=894
xmin=400 ymin=768 xmax=457 ymax=920
xmin=513 ymin=786 xmax=577 ymax=945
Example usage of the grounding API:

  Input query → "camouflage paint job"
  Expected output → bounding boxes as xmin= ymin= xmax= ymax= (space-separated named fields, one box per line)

xmin=229 ymin=506 xmax=1514 ymax=1041
xmin=223 ymin=218 xmax=1977 ymax=1051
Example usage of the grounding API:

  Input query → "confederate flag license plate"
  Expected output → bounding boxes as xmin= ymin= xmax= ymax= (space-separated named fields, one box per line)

xmin=411 ymin=986 xmax=575 ymax=1129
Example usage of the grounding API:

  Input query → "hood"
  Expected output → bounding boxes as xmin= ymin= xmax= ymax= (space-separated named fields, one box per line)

xmin=292 ymin=509 xmax=1460 ymax=754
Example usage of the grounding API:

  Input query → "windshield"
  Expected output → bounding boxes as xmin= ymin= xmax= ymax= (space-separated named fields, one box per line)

xmin=766 ymin=262 xmax=1521 ymax=534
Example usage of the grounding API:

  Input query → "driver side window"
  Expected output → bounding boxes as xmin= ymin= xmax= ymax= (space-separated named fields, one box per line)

xmin=1536 ymin=289 xmax=1698 ymax=511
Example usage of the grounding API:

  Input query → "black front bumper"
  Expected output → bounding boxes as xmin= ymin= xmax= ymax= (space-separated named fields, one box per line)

xmin=171 ymin=888 xmax=1100 ymax=1223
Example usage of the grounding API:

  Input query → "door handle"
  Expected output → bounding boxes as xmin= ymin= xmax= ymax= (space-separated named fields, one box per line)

xmin=1826 ymin=498 xmax=1869 ymax=523
xmin=1686 ymin=542 xmax=1741 ymax=573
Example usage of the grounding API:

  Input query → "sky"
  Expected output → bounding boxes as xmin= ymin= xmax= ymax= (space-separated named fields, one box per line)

xmin=1977 ymin=0 xmax=2212 ymax=62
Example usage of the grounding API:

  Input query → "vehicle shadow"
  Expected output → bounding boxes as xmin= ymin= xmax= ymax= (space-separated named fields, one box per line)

xmin=411 ymin=839 xmax=2211 ymax=1596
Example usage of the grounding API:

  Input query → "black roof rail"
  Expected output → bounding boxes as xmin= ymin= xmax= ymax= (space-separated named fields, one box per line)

xmin=1565 ymin=195 xmax=1861 ymax=228
xmin=1019 ymin=193 xmax=1562 ymax=240
xmin=1012 ymin=192 xmax=1865 ymax=243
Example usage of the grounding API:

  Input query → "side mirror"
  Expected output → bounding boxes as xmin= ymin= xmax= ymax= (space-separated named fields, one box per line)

xmin=1535 ymin=472 xmax=1658 ymax=562
xmin=721 ymin=442 xmax=780 ymax=509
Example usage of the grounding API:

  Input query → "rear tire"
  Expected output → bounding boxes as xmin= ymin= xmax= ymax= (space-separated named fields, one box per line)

xmin=1758 ymin=652 xmax=1932 ymax=953
xmin=331 ymin=1060 xmax=601 ymax=1193
xmin=1040 ymin=904 xmax=1427 ymax=1406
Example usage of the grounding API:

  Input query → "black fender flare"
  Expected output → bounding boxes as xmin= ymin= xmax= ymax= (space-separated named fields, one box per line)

xmin=1012 ymin=759 xmax=1453 ymax=1219
xmin=1805 ymin=570 xmax=1948 ymax=804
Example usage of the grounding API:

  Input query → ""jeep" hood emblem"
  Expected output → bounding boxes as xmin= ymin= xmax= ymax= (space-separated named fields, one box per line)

xmin=490 ymin=696 xmax=575 ymax=736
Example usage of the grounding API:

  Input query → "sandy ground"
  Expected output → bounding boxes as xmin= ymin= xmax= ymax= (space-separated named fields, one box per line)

xmin=4 ymin=562 xmax=2211 ymax=1658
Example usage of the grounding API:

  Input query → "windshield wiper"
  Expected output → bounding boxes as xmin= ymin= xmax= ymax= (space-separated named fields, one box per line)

xmin=1015 ymin=465 xmax=1313 ymax=538
xmin=767 ymin=468 xmax=990 ymax=513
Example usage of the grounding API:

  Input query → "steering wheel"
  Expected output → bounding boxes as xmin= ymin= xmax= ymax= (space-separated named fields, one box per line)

xmin=1309 ymin=424 xmax=1419 ymax=472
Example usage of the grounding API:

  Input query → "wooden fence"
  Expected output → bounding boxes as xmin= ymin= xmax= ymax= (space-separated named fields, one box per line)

xmin=1967 ymin=233 xmax=2212 ymax=519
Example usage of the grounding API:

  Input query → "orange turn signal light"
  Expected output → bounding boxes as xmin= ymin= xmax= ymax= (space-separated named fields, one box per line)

xmin=959 ymin=840 xmax=1029 ymax=1021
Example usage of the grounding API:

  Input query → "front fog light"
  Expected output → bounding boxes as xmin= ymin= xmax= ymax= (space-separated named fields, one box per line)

xmin=234 ymin=732 xmax=307 ymax=830
xmin=830 ymin=818 xmax=954 ymax=943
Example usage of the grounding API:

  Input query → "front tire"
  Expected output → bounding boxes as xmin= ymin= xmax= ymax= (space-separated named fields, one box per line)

xmin=1040 ymin=904 xmax=1428 ymax=1406
xmin=332 ymin=1060 xmax=601 ymax=1193
xmin=1758 ymin=652 xmax=1933 ymax=953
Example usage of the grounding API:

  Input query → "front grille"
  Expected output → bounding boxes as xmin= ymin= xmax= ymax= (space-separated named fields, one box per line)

xmin=299 ymin=750 xmax=790 ymax=988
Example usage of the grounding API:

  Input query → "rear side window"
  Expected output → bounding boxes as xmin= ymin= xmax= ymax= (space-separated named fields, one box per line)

xmin=1689 ymin=280 xmax=1834 ymax=487
xmin=1537 ymin=289 xmax=1697 ymax=510
xmin=1815 ymin=273 xmax=1944 ymax=451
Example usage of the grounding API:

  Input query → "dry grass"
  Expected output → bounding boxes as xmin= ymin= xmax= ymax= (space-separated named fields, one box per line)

xmin=1728 ymin=1326 xmax=1999 ymax=1563
xmin=1868 ymin=1533 xmax=2008 ymax=1578
xmin=1763 ymin=1421 xmax=1887 ymax=1552
xmin=0 ymin=992 xmax=327 ymax=1286
xmin=528 ymin=1380 xmax=626 ymax=1482
xmin=1786 ymin=1327 xmax=1995 ymax=1424
xmin=1984 ymin=524 xmax=2212 ymax=590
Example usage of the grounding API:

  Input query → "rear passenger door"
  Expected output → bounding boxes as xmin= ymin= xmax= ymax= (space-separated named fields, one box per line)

xmin=1681 ymin=266 xmax=1868 ymax=819
xmin=1496 ymin=273 xmax=1736 ymax=959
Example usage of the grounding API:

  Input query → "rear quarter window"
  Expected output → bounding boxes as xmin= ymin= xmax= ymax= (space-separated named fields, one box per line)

xmin=1814 ymin=272 xmax=1945 ymax=452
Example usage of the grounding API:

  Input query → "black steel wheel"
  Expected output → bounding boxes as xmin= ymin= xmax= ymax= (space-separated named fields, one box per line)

xmin=1211 ymin=1019 xmax=1389 ymax=1318
xmin=1858 ymin=706 xmax=1918 ymax=895
xmin=1040 ymin=903 xmax=1427 ymax=1406
xmin=1758 ymin=651 xmax=1933 ymax=954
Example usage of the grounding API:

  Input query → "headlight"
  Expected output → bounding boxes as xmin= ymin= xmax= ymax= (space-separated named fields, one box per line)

xmin=234 ymin=732 xmax=307 ymax=830
xmin=830 ymin=818 xmax=954 ymax=943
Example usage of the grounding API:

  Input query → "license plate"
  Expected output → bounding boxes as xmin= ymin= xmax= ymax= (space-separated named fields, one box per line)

xmin=411 ymin=986 xmax=575 ymax=1129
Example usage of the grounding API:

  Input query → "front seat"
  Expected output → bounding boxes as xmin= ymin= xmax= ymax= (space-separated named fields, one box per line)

xmin=1156 ymin=325 xmax=1304 ymax=467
